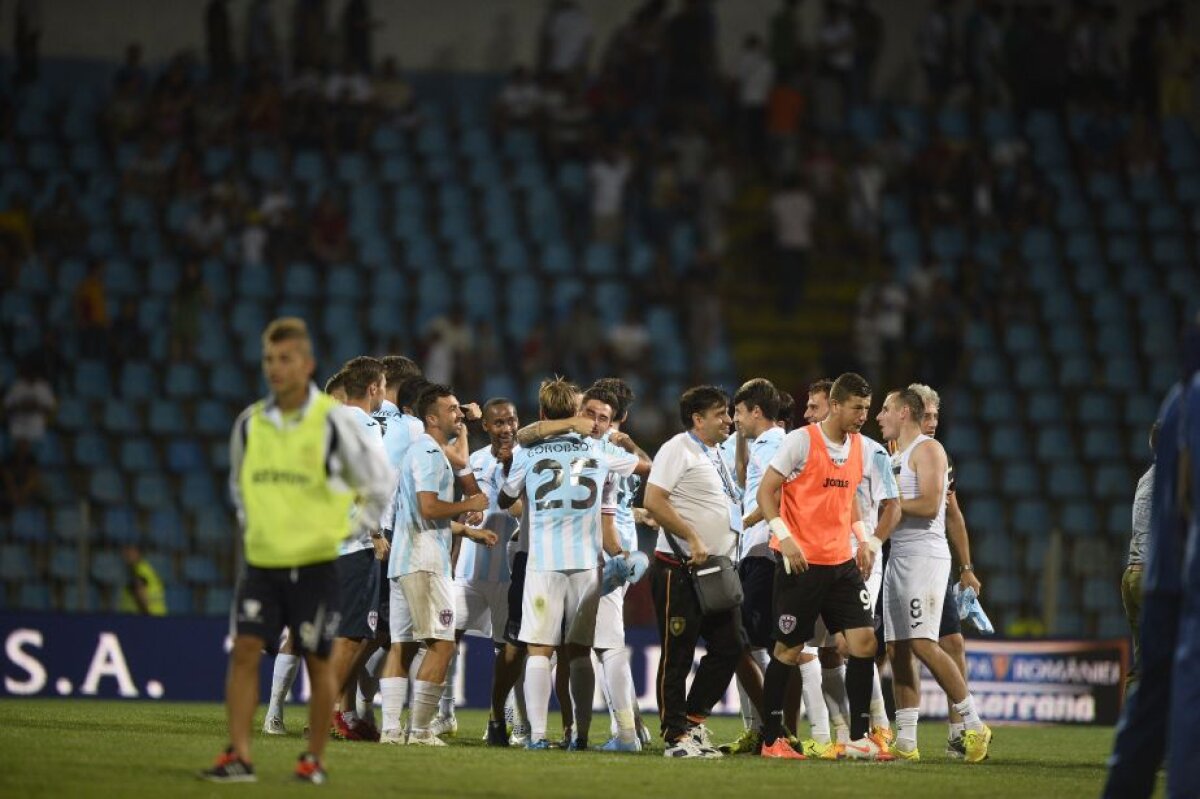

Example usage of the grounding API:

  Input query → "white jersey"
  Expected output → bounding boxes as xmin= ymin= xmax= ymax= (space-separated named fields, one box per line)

xmin=378 ymin=410 xmax=425 ymax=532
xmin=889 ymin=434 xmax=950 ymax=559
xmin=455 ymin=445 xmax=519 ymax=583
xmin=340 ymin=405 xmax=387 ymax=556
xmin=853 ymin=435 xmax=899 ymax=546
xmin=601 ymin=472 xmax=630 ymax=551
xmin=502 ymin=433 xmax=639 ymax=572
xmin=387 ymin=432 xmax=456 ymax=578
xmin=742 ymin=426 xmax=785 ymax=557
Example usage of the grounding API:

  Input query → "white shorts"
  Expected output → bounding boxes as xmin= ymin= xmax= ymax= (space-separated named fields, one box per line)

xmin=396 ymin=572 xmax=456 ymax=643
xmin=592 ymin=583 xmax=627 ymax=650
xmin=810 ymin=553 xmax=883 ymax=648
xmin=455 ymin=579 xmax=509 ymax=643
xmin=519 ymin=568 xmax=600 ymax=647
xmin=883 ymin=555 xmax=951 ymax=643
xmin=388 ymin=578 xmax=414 ymax=644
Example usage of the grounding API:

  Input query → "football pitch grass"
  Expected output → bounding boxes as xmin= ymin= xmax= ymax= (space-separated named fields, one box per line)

xmin=0 ymin=700 xmax=1125 ymax=798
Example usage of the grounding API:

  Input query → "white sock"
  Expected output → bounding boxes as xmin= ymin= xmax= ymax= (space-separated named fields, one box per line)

xmin=569 ymin=655 xmax=595 ymax=744
xmin=411 ymin=680 xmax=442 ymax=734
xmin=870 ymin=664 xmax=889 ymax=729
xmin=594 ymin=651 xmax=618 ymax=737
xmin=380 ymin=676 xmax=407 ymax=734
xmin=440 ymin=647 xmax=458 ymax=718
xmin=949 ymin=721 xmax=966 ymax=738
xmin=599 ymin=648 xmax=636 ymax=743
xmin=822 ymin=665 xmax=849 ymax=743
xmin=267 ymin=653 xmax=300 ymax=720
xmin=356 ymin=648 xmax=385 ymax=723
xmin=799 ymin=659 xmax=830 ymax=743
xmin=524 ymin=655 xmax=552 ymax=743
xmin=896 ymin=707 xmax=919 ymax=750
xmin=951 ymin=695 xmax=984 ymax=732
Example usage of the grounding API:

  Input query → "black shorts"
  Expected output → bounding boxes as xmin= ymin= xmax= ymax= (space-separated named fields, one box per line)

xmin=772 ymin=559 xmax=873 ymax=647
xmin=504 ymin=551 xmax=528 ymax=646
xmin=336 ymin=548 xmax=382 ymax=639
xmin=938 ymin=580 xmax=961 ymax=638
xmin=739 ymin=555 xmax=776 ymax=649
xmin=233 ymin=561 xmax=340 ymax=658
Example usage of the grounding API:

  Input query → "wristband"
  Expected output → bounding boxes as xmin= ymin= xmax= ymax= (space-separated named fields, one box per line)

xmin=456 ymin=467 xmax=474 ymax=477
xmin=960 ymin=564 xmax=973 ymax=572
xmin=851 ymin=521 xmax=868 ymax=542
xmin=768 ymin=517 xmax=793 ymax=542
xmin=866 ymin=536 xmax=883 ymax=554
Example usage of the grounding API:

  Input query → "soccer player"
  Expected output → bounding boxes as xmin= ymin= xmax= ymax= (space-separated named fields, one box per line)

xmin=803 ymin=378 xmax=832 ymax=425
xmin=777 ymin=390 xmax=796 ymax=431
xmin=908 ymin=382 xmax=987 ymax=757
xmin=379 ymin=383 xmax=494 ymax=746
xmin=875 ymin=388 xmax=991 ymax=763
xmin=327 ymin=356 xmax=392 ymax=742
xmin=755 ymin=372 xmax=890 ymax=761
xmin=373 ymin=355 xmax=422 ymax=434
xmin=458 ymin=397 xmax=526 ymax=747
xmin=644 ymin=385 xmax=747 ymax=759
xmin=721 ymin=379 xmax=782 ymax=755
xmin=498 ymin=378 xmax=649 ymax=750
xmin=325 ymin=370 xmax=348 ymax=404
xmin=203 ymin=318 xmax=392 ymax=784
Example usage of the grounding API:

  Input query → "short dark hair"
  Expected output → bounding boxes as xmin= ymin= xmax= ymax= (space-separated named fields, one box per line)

xmin=778 ymin=391 xmax=795 ymax=424
xmin=591 ymin=377 xmax=635 ymax=421
xmin=808 ymin=378 xmax=834 ymax=398
xmin=893 ymin=387 xmax=925 ymax=421
xmin=396 ymin=376 xmax=431 ymax=411
xmin=581 ymin=386 xmax=620 ymax=418
xmin=415 ymin=383 xmax=454 ymax=422
xmin=829 ymin=372 xmax=872 ymax=404
xmin=381 ymin=355 xmax=421 ymax=388
xmin=339 ymin=355 xmax=384 ymax=399
xmin=483 ymin=397 xmax=516 ymax=418
xmin=733 ymin=378 xmax=780 ymax=421
xmin=678 ymin=385 xmax=730 ymax=429
xmin=324 ymin=370 xmax=346 ymax=395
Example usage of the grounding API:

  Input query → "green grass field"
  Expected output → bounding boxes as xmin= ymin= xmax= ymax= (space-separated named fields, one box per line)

xmin=0 ymin=700 xmax=1125 ymax=798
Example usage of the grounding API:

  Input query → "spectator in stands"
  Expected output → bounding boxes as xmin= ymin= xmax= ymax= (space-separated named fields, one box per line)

xmin=372 ymin=56 xmax=420 ymax=130
xmin=735 ymin=34 xmax=774 ymax=161
xmin=607 ymin=308 xmax=651 ymax=377
xmin=816 ymin=0 xmax=856 ymax=121
xmin=1124 ymin=113 xmax=1161 ymax=180
xmin=850 ymin=0 xmax=883 ymax=103
xmin=109 ymin=298 xmax=146 ymax=371
xmin=114 ymin=42 xmax=149 ymax=95
xmin=171 ymin=260 xmax=209 ymax=360
xmin=589 ymin=144 xmax=632 ymax=244
xmin=769 ymin=0 xmax=803 ymax=77
xmin=645 ymin=150 xmax=685 ymax=245
xmin=0 ymin=195 xmax=35 ymax=259
xmin=1156 ymin=2 xmax=1198 ymax=120
xmin=544 ymin=78 xmax=591 ymax=162
xmin=73 ymin=258 xmax=109 ymax=358
xmin=242 ymin=64 xmax=284 ymax=141
xmin=0 ymin=437 xmax=41 ymax=512
xmin=170 ymin=146 xmax=208 ymax=201
xmin=423 ymin=309 xmax=475 ymax=394
xmin=308 ymin=191 xmax=351 ymax=265
xmin=540 ymin=0 xmax=593 ymax=81
xmin=847 ymin=146 xmax=885 ymax=240
xmin=962 ymin=0 xmax=1005 ymax=107
xmin=769 ymin=173 xmax=816 ymax=312
xmin=122 ymin=137 xmax=169 ymax=199
xmin=14 ymin=0 xmax=42 ymax=85
xmin=34 ymin=183 xmax=88 ymax=258
xmin=194 ymin=80 xmax=237 ymax=148
xmin=854 ymin=274 xmax=907 ymax=386
xmin=241 ymin=210 xmax=268 ymax=267
xmin=495 ymin=65 xmax=542 ymax=127
xmin=184 ymin=196 xmax=228 ymax=257
xmin=245 ymin=0 xmax=280 ymax=73
xmin=119 ymin=544 xmax=167 ymax=616
xmin=206 ymin=0 xmax=234 ymax=84
xmin=3 ymin=359 xmax=55 ymax=449
xmin=917 ymin=0 xmax=956 ymax=108
xmin=149 ymin=54 xmax=196 ymax=141
xmin=325 ymin=58 xmax=374 ymax=150
xmin=766 ymin=67 xmax=805 ymax=177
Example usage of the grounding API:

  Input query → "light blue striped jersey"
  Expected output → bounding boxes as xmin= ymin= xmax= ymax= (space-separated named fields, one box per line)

xmin=502 ymin=434 xmax=639 ymax=572
xmin=455 ymin=444 xmax=519 ymax=583
xmin=717 ymin=431 xmax=744 ymax=503
xmin=373 ymin=399 xmax=400 ymax=435
xmin=387 ymin=432 xmax=455 ymax=578
xmin=382 ymin=411 xmax=425 ymax=469
xmin=602 ymin=472 xmax=640 ymax=552
xmin=741 ymin=425 xmax=785 ymax=555
xmin=340 ymin=406 xmax=387 ymax=556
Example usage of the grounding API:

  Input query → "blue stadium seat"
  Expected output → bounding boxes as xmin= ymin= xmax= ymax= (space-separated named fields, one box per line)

xmin=583 ymin=242 xmax=618 ymax=276
xmin=74 ymin=359 xmax=111 ymax=400
xmin=193 ymin=510 xmax=231 ymax=551
xmin=149 ymin=509 xmax=188 ymax=552
xmin=541 ymin=241 xmax=573 ymax=275
xmin=74 ymin=432 xmax=111 ymax=469
xmin=18 ymin=583 xmax=52 ymax=610
xmin=236 ymin=266 xmax=273 ymax=300
xmin=90 ymin=468 xmax=127 ymax=505
xmin=12 ymin=507 xmax=49 ymax=544
xmin=1047 ymin=464 xmax=1088 ymax=500
xmin=1021 ymin=227 xmax=1058 ymax=261
xmin=91 ymin=550 xmax=127 ymax=587
xmin=1014 ymin=357 xmax=1054 ymax=390
xmin=1151 ymin=236 xmax=1186 ymax=265
xmin=1026 ymin=393 xmax=1064 ymax=424
xmin=210 ymin=441 xmax=230 ymax=471
xmin=1039 ymin=288 xmax=1078 ymax=323
xmin=1058 ymin=356 xmax=1093 ymax=389
xmin=1102 ymin=358 xmax=1140 ymax=392
xmin=1123 ymin=394 xmax=1159 ymax=429
xmin=292 ymin=150 xmax=326 ymax=183
xmin=183 ymin=554 xmax=220 ymax=585
xmin=145 ymin=551 xmax=176 ymax=584
xmin=930 ymin=226 xmax=966 ymax=261
xmin=1077 ymin=393 xmax=1116 ymax=424
xmin=988 ymin=572 xmax=1023 ymax=607
xmin=1102 ymin=201 xmax=1137 ymax=232
xmin=1000 ymin=463 xmax=1039 ymax=497
xmin=0 ymin=544 xmax=34 ymax=583
xmin=283 ymin=261 xmax=320 ymax=299
xmin=1146 ymin=203 xmax=1183 ymax=233
xmin=204 ymin=587 xmax=234 ymax=616
xmin=1034 ymin=428 xmax=1075 ymax=463
xmin=148 ymin=403 xmax=187 ymax=436
xmin=327 ymin=264 xmax=363 ymax=301
xmin=49 ymin=547 xmax=80 ymax=582
xmin=1060 ymin=502 xmax=1098 ymax=537
xmin=102 ymin=507 xmax=140 ymax=545
xmin=133 ymin=475 xmax=172 ymax=510
xmin=1082 ymin=578 xmax=1119 ymax=613
xmin=165 ymin=585 xmax=195 ymax=615
xmin=1094 ymin=324 xmax=1133 ymax=356
xmin=1082 ymin=428 xmax=1123 ymax=461
xmin=165 ymin=363 xmax=203 ymax=399
xmin=1096 ymin=464 xmax=1133 ymax=501
xmin=103 ymin=399 xmax=142 ymax=434
xmin=1003 ymin=323 xmax=1039 ymax=356
xmin=209 ymin=364 xmax=246 ymax=401
xmin=166 ymin=439 xmax=205 ymax=473
xmin=951 ymin=457 xmax=990 ymax=495
xmin=119 ymin=438 xmax=160 ymax=473
xmin=967 ymin=354 xmax=1006 ymax=388
xmin=180 ymin=473 xmax=218 ymax=512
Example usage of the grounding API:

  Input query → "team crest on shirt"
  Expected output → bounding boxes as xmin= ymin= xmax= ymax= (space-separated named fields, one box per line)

xmin=439 ymin=609 xmax=453 ymax=627
xmin=778 ymin=614 xmax=797 ymax=635
xmin=241 ymin=599 xmax=262 ymax=623
xmin=367 ymin=610 xmax=378 ymax=632
xmin=669 ymin=617 xmax=686 ymax=637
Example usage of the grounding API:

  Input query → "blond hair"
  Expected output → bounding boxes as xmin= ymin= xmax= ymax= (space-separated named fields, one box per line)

xmin=539 ymin=376 xmax=579 ymax=420
xmin=907 ymin=382 xmax=941 ymax=409
xmin=262 ymin=317 xmax=312 ymax=355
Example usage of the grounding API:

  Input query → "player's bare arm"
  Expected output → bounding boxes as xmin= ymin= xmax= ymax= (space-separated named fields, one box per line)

xmin=643 ymin=483 xmax=708 ymax=565
xmin=900 ymin=439 xmax=947 ymax=518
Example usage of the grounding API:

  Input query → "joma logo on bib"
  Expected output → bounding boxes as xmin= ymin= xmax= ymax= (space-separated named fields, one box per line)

xmin=821 ymin=477 xmax=849 ymax=488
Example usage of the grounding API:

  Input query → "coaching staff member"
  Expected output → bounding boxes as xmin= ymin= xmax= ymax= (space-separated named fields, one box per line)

xmin=202 ymin=318 xmax=392 ymax=784
xmin=644 ymin=385 xmax=747 ymax=760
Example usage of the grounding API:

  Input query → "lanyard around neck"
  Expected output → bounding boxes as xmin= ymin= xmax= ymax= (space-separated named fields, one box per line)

xmin=689 ymin=431 xmax=738 ymax=503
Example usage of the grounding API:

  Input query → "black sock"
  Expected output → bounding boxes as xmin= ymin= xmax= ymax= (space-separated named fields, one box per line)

xmin=846 ymin=656 xmax=874 ymax=741
xmin=761 ymin=657 xmax=793 ymax=746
